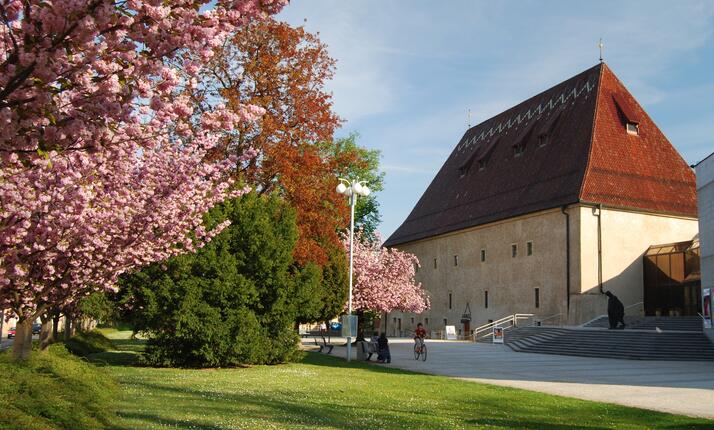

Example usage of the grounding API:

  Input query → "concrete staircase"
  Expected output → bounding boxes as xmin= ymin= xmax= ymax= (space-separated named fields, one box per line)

xmin=583 ymin=315 xmax=703 ymax=332
xmin=632 ymin=316 xmax=704 ymax=332
xmin=505 ymin=326 xmax=714 ymax=361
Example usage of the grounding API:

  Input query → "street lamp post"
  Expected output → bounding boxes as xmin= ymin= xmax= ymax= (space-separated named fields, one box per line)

xmin=336 ymin=178 xmax=370 ymax=362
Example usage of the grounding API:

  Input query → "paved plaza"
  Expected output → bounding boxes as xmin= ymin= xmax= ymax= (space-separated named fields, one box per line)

xmin=304 ymin=337 xmax=714 ymax=419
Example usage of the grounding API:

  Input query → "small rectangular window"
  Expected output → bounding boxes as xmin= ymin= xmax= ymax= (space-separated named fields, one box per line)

xmin=443 ymin=318 xmax=447 ymax=327
xmin=535 ymin=288 xmax=540 ymax=308
xmin=480 ymin=249 xmax=486 ymax=262
xmin=626 ymin=122 xmax=639 ymax=135
xmin=484 ymin=290 xmax=489 ymax=309
xmin=415 ymin=263 xmax=419 ymax=273
xmin=453 ymin=255 xmax=458 ymax=266
xmin=511 ymin=244 xmax=518 ymax=258
xmin=411 ymin=317 xmax=414 ymax=325
xmin=527 ymin=241 xmax=533 ymax=256
xmin=425 ymin=318 xmax=429 ymax=326
xmin=513 ymin=144 xmax=525 ymax=157
xmin=449 ymin=293 xmax=452 ymax=309
xmin=433 ymin=258 xmax=437 ymax=269
xmin=478 ymin=159 xmax=487 ymax=171
xmin=538 ymin=134 xmax=548 ymax=147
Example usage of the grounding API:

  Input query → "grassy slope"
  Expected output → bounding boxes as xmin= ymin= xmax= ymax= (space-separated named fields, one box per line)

xmin=100 ymin=331 xmax=713 ymax=430
xmin=0 ymin=343 xmax=118 ymax=430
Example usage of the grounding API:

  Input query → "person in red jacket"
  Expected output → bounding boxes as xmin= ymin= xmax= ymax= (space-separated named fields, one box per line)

xmin=414 ymin=323 xmax=427 ymax=353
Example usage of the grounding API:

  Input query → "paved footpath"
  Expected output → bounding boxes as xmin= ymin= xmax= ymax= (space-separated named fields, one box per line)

xmin=304 ymin=338 xmax=714 ymax=419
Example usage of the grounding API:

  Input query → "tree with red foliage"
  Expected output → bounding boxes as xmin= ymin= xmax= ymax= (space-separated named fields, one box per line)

xmin=189 ymin=18 xmax=378 ymax=266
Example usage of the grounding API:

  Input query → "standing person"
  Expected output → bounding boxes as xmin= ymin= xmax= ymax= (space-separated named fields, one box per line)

xmin=605 ymin=291 xmax=626 ymax=329
xmin=377 ymin=332 xmax=391 ymax=363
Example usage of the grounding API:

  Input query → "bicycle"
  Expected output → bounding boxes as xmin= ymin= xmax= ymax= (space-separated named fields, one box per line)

xmin=413 ymin=337 xmax=427 ymax=361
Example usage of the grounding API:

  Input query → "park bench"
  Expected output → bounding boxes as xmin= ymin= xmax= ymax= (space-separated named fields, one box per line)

xmin=360 ymin=339 xmax=379 ymax=361
xmin=314 ymin=334 xmax=333 ymax=354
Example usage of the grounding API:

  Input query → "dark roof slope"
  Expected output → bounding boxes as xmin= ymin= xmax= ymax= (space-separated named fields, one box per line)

xmin=385 ymin=64 xmax=697 ymax=247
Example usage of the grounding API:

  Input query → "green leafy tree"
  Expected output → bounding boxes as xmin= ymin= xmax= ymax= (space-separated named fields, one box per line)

xmin=320 ymin=133 xmax=385 ymax=239
xmin=119 ymin=193 xmax=312 ymax=367
xmin=78 ymin=292 xmax=118 ymax=327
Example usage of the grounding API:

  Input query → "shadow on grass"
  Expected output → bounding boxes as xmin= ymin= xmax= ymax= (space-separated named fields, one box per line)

xmin=87 ymin=351 xmax=141 ymax=366
xmin=112 ymin=412 xmax=224 ymax=430
xmin=110 ymin=338 xmax=147 ymax=353
xmin=109 ymin=375 xmax=709 ymax=430
xmin=82 ymin=336 xmax=146 ymax=367
xmin=111 ymin=379 xmax=438 ymax=430
xmin=299 ymin=351 xmax=425 ymax=376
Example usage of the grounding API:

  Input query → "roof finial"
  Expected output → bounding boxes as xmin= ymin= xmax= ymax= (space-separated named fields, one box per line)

xmin=598 ymin=38 xmax=604 ymax=63
xmin=467 ymin=108 xmax=472 ymax=129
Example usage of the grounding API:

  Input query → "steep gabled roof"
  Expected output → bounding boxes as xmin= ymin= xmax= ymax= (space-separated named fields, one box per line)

xmin=384 ymin=64 xmax=697 ymax=247
xmin=581 ymin=65 xmax=697 ymax=215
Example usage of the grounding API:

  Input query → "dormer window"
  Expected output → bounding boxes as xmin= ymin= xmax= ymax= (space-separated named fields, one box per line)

xmin=537 ymin=133 xmax=548 ymax=147
xmin=512 ymin=123 xmax=534 ymax=158
xmin=626 ymin=122 xmax=639 ymax=135
xmin=478 ymin=159 xmax=487 ymax=171
xmin=536 ymin=109 xmax=562 ymax=148
xmin=613 ymin=93 xmax=640 ymax=136
xmin=513 ymin=143 xmax=525 ymax=157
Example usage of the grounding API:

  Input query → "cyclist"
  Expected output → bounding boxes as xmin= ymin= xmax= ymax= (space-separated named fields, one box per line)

xmin=414 ymin=322 xmax=427 ymax=352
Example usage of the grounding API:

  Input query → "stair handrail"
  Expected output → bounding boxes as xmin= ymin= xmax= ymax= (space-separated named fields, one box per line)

xmin=473 ymin=315 xmax=512 ymax=334
xmin=472 ymin=315 xmax=512 ymax=341
xmin=534 ymin=313 xmax=562 ymax=326
xmin=471 ymin=313 xmax=535 ymax=341
xmin=625 ymin=301 xmax=644 ymax=310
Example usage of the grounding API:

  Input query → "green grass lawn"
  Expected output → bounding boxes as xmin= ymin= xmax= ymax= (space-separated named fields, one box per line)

xmin=94 ymin=330 xmax=712 ymax=430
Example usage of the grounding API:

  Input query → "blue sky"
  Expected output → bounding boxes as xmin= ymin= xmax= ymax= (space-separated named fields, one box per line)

xmin=277 ymin=1 xmax=714 ymax=239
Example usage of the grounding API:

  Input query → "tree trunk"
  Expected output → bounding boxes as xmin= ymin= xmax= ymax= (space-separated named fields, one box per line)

xmin=63 ymin=316 xmax=71 ymax=341
xmin=24 ymin=320 xmax=33 ymax=356
xmin=39 ymin=314 xmax=53 ymax=351
xmin=52 ymin=312 xmax=60 ymax=341
xmin=12 ymin=319 xmax=32 ymax=360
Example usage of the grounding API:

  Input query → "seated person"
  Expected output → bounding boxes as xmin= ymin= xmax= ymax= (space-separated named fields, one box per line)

xmin=377 ymin=332 xmax=391 ymax=363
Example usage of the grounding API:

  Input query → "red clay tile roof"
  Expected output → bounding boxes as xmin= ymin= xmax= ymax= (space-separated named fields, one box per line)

xmin=384 ymin=64 xmax=697 ymax=247
xmin=580 ymin=64 xmax=697 ymax=216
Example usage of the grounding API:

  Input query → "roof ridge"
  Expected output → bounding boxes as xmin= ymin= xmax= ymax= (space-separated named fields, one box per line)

xmin=457 ymin=65 xmax=601 ymax=154
xmin=578 ymin=63 xmax=606 ymax=202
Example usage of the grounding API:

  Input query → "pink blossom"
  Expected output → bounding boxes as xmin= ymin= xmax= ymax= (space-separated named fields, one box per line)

xmin=0 ymin=0 xmax=288 ymax=323
xmin=345 ymin=232 xmax=431 ymax=314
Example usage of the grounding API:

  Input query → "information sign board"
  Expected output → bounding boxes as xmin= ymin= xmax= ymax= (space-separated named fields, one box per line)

xmin=341 ymin=315 xmax=358 ymax=338
xmin=445 ymin=325 xmax=457 ymax=340
xmin=493 ymin=326 xmax=504 ymax=344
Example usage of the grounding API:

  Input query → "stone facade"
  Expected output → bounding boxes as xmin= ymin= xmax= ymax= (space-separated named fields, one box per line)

xmin=390 ymin=205 xmax=698 ymax=335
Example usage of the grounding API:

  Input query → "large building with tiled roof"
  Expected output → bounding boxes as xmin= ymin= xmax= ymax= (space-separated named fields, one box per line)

xmin=385 ymin=63 xmax=699 ymax=335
